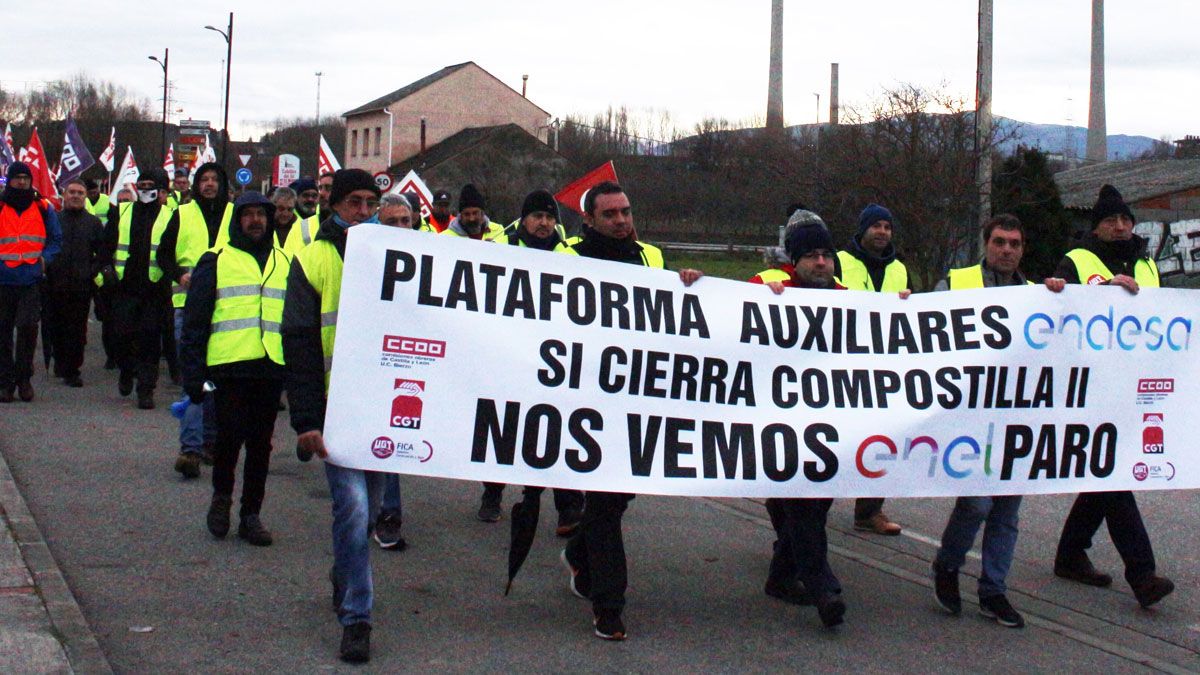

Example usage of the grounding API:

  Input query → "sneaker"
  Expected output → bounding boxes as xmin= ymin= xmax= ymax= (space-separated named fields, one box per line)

xmin=206 ymin=494 xmax=232 ymax=538
xmin=373 ymin=513 xmax=407 ymax=551
xmin=555 ymin=508 xmax=583 ymax=537
xmin=174 ymin=452 xmax=201 ymax=479
xmin=1132 ymin=575 xmax=1174 ymax=608
xmin=933 ymin=564 xmax=962 ymax=615
xmin=16 ymin=380 xmax=34 ymax=402
xmin=238 ymin=514 xmax=273 ymax=546
xmin=339 ymin=622 xmax=371 ymax=663
xmin=477 ymin=498 xmax=502 ymax=523
xmin=764 ymin=576 xmax=813 ymax=606
xmin=560 ymin=549 xmax=591 ymax=599
xmin=64 ymin=375 xmax=83 ymax=388
xmin=979 ymin=594 xmax=1025 ymax=628
xmin=118 ymin=371 xmax=134 ymax=396
xmin=814 ymin=593 xmax=846 ymax=628
xmin=854 ymin=511 xmax=902 ymax=536
xmin=137 ymin=393 xmax=155 ymax=410
xmin=1054 ymin=555 xmax=1113 ymax=588
xmin=593 ymin=609 xmax=627 ymax=641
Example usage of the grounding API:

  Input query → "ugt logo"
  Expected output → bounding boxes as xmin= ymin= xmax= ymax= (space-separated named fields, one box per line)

xmin=390 ymin=379 xmax=424 ymax=429
xmin=1142 ymin=413 xmax=1163 ymax=454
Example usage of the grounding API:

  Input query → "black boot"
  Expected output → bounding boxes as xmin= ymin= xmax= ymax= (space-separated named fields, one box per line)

xmin=206 ymin=494 xmax=232 ymax=538
xmin=238 ymin=514 xmax=273 ymax=546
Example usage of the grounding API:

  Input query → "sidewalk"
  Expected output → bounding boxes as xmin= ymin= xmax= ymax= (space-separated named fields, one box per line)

xmin=0 ymin=445 xmax=110 ymax=674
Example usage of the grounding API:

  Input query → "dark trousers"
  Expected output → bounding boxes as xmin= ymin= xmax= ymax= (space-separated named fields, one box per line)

xmin=564 ymin=491 xmax=634 ymax=612
xmin=212 ymin=378 xmax=282 ymax=517
xmin=0 ymin=284 xmax=41 ymax=389
xmin=1056 ymin=491 xmax=1156 ymax=585
xmin=482 ymin=481 xmax=584 ymax=513
xmin=766 ymin=497 xmax=841 ymax=597
xmin=161 ymin=306 xmax=178 ymax=377
xmin=93 ymin=289 xmax=117 ymax=362
xmin=43 ymin=289 xmax=91 ymax=378
xmin=111 ymin=289 xmax=166 ymax=394
xmin=854 ymin=497 xmax=884 ymax=521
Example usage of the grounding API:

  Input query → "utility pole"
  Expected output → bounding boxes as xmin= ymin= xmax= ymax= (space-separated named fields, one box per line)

xmin=205 ymin=12 xmax=233 ymax=170
xmin=148 ymin=48 xmax=169 ymax=162
xmin=315 ymin=71 xmax=323 ymax=125
xmin=766 ymin=0 xmax=784 ymax=130
xmin=975 ymin=0 xmax=994 ymax=257
xmin=1086 ymin=0 xmax=1107 ymax=163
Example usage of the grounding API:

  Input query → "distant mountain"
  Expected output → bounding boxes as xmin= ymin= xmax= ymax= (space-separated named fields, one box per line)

xmin=992 ymin=117 xmax=1159 ymax=161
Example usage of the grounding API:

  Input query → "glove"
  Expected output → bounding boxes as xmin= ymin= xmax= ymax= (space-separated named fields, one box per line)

xmin=184 ymin=385 xmax=206 ymax=404
xmin=100 ymin=265 xmax=118 ymax=288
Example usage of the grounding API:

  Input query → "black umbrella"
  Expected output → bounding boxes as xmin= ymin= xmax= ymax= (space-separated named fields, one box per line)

xmin=504 ymin=486 xmax=545 ymax=596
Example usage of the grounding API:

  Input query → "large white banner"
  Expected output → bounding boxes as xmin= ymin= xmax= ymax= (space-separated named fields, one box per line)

xmin=323 ymin=226 xmax=1200 ymax=498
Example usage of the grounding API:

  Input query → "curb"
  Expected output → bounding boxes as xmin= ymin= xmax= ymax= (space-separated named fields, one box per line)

xmin=0 ymin=447 xmax=113 ymax=675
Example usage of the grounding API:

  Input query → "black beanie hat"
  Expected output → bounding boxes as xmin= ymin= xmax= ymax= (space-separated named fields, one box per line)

xmin=1091 ymin=184 xmax=1135 ymax=228
xmin=521 ymin=189 xmax=559 ymax=220
xmin=786 ymin=201 xmax=808 ymax=220
xmin=458 ymin=183 xmax=486 ymax=211
xmin=784 ymin=210 xmax=834 ymax=263
xmin=330 ymin=168 xmax=380 ymax=206
xmin=143 ymin=168 xmax=169 ymax=190
xmin=6 ymin=162 xmax=32 ymax=181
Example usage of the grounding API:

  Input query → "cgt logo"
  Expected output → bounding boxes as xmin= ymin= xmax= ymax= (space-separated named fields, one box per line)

xmin=1142 ymin=413 xmax=1164 ymax=454
xmin=383 ymin=335 xmax=446 ymax=358
xmin=391 ymin=379 xmax=424 ymax=429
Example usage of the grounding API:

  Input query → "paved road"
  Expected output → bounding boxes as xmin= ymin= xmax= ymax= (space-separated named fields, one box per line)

xmin=1 ymin=335 xmax=1198 ymax=672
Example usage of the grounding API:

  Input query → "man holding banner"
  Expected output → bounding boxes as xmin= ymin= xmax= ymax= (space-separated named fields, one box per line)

xmin=1051 ymin=185 xmax=1174 ymax=609
xmin=556 ymin=181 xmax=702 ymax=641
xmin=931 ymin=214 xmax=1065 ymax=629
xmin=281 ymin=168 xmax=383 ymax=663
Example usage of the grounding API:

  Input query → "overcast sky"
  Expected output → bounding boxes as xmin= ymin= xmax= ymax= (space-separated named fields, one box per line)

xmin=4 ymin=1 xmax=1195 ymax=142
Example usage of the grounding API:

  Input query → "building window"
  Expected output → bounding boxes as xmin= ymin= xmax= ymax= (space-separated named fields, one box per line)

xmin=351 ymin=129 xmax=358 ymax=157
xmin=375 ymin=127 xmax=382 ymax=156
xmin=363 ymin=128 xmax=371 ymax=157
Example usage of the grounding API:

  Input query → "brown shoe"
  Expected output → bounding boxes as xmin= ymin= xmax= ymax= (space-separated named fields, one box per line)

xmin=854 ymin=512 xmax=901 ymax=536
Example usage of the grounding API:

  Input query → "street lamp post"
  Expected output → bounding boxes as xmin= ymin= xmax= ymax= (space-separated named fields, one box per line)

xmin=813 ymin=92 xmax=820 ymax=125
xmin=148 ymin=49 xmax=169 ymax=162
xmin=315 ymin=71 xmax=323 ymax=125
xmin=205 ymin=13 xmax=233 ymax=171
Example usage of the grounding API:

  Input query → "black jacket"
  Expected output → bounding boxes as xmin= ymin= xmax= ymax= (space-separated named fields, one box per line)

xmin=101 ymin=200 xmax=172 ymax=295
xmin=572 ymin=231 xmax=664 ymax=266
xmin=46 ymin=207 xmax=105 ymax=293
xmin=1053 ymin=232 xmax=1152 ymax=285
xmin=282 ymin=216 xmax=348 ymax=435
xmin=180 ymin=193 xmax=284 ymax=401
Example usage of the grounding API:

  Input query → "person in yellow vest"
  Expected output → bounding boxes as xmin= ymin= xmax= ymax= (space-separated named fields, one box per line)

xmin=837 ymin=203 xmax=909 ymax=536
xmin=172 ymin=169 xmax=192 ymax=206
xmin=158 ymin=162 xmax=233 ymax=476
xmin=474 ymin=189 xmax=584 ymax=534
xmin=399 ymin=191 xmax=433 ymax=232
xmin=85 ymin=178 xmax=111 ymax=226
xmin=98 ymin=168 xmax=174 ymax=410
xmin=931 ymin=214 xmax=1065 ymax=629
xmin=1050 ymin=184 xmax=1174 ymax=609
xmin=555 ymin=181 xmax=703 ymax=642
xmin=317 ymin=172 xmax=335 ymax=216
xmin=290 ymin=177 xmax=322 ymax=225
xmin=180 ymin=192 xmax=287 ymax=548
xmin=281 ymin=168 xmax=384 ymax=663
xmin=440 ymin=183 xmax=503 ymax=240
xmin=268 ymin=187 xmax=304 ymax=257
xmin=427 ymin=189 xmax=453 ymax=233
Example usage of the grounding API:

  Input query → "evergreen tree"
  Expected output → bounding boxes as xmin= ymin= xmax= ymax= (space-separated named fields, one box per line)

xmin=992 ymin=147 xmax=1071 ymax=279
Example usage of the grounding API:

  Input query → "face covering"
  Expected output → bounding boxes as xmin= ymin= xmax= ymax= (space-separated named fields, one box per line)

xmin=137 ymin=189 xmax=158 ymax=204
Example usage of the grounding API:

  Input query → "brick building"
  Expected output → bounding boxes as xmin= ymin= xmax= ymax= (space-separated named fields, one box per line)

xmin=341 ymin=62 xmax=551 ymax=175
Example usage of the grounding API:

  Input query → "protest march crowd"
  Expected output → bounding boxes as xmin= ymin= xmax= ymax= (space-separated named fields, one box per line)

xmin=0 ymin=152 xmax=1181 ymax=663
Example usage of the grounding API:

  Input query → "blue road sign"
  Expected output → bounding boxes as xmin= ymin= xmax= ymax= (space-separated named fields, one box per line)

xmin=235 ymin=168 xmax=252 ymax=185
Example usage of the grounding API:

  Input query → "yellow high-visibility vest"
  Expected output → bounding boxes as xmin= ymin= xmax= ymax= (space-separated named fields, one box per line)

xmin=172 ymin=201 xmax=233 ymax=308
xmin=112 ymin=202 xmax=173 ymax=283
xmin=837 ymin=250 xmax=907 ymax=292
xmin=554 ymin=240 xmax=665 ymax=269
xmin=295 ymin=239 xmax=343 ymax=392
xmin=1064 ymin=248 xmax=1160 ymax=288
xmin=947 ymin=264 xmax=1034 ymax=290
xmin=207 ymin=245 xmax=289 ymax=366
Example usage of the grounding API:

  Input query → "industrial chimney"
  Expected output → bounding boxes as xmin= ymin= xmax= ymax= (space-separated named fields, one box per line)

xmin=1086 ymin=0 xmax=1107 ymax=163
xmin=766 ymin=0 xmax=784 ymax=130
xmin=829 ymin=63 xmax=839 ymax=125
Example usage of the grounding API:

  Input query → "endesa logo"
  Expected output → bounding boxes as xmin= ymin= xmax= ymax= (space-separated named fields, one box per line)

xmin=382 ymin=335 xmax=446 ymax=358
xmin=391 ymin=379 xmax=424 ymax=429
xmin=1023 ymin=307 xmax=1192 ymax=352
xmin=1142 ymin=413 xmax=1164 ymax=454
xmin=1138 ymin=378 xmax=1174 ymax=394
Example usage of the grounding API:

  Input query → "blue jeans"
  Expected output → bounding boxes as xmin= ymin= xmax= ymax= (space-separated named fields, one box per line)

xmin=935 ymin=495 xmax=1022 ymax=598
xmin=381 ymin=473 xmax=402 ymax=519
xmin=175 ymin=309 xmax=215 ymax=455
xmin=325 ymin=462 xmax=386 ymax=626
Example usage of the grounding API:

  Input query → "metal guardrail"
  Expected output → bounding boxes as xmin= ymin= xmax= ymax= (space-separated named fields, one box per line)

xmin=656 ymin=241 xmax=768 ymax=254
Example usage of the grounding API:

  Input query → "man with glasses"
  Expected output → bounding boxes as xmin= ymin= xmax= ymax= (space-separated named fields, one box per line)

xmin=930 ymin=214 xmax=1065 ymax=629
xmin=757 ymin=208 xmax=847 ymax=629
xmin=317 ymin=172 xmax=335 ymax=217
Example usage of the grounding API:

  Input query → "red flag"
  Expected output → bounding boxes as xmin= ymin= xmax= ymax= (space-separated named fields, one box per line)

xmin=554 ymin=161 xmax=618 ymax=216
xmin=318 ymin=134 xmax=341 ymax=177
xmin=23 ymin=128 xmax=59 ymax=201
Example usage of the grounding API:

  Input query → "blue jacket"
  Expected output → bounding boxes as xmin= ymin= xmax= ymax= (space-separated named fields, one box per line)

xmin=0 ymin=201 xmax=62 ymax=286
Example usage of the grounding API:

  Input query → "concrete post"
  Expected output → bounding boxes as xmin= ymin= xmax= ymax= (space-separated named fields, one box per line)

xmin=830 ymin=63 xmax=839 ymax=126
xmin=766 ymin=0 xmax=784 ymax=130
xmin=1086 ymin=0 xmax=1107 ymax=163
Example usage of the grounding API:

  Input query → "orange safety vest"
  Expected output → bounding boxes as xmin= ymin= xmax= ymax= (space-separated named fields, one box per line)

xmin=0 ymin=200 xmax=48 ymax=267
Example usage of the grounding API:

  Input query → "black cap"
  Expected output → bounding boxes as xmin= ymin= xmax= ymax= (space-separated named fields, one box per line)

xmin=1091 ymin=184 xmax=1135 ymax=228
xmin=520 ymin=189 xmax=559 ymax=220
xmin=433 ymin=190 xmax=451 ymax=203
xmin=329 ymin=168 xmax=380 ymax=206
xmin=6 ymin=162 xmax=31 ymax=181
